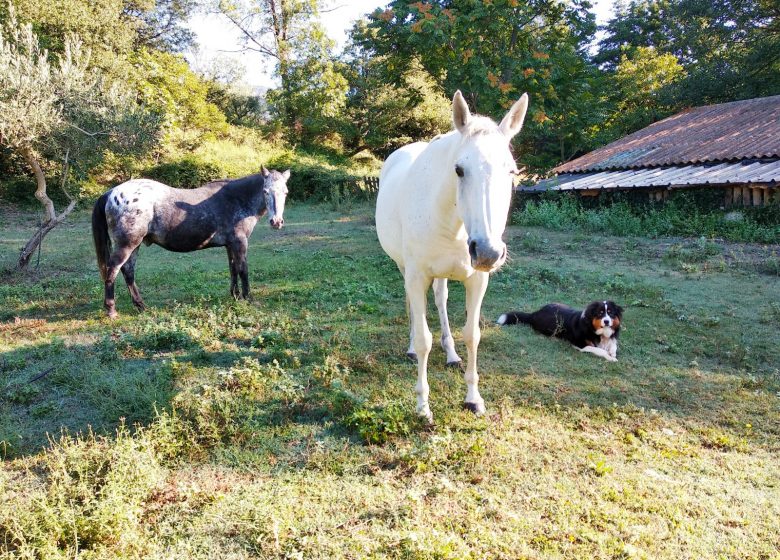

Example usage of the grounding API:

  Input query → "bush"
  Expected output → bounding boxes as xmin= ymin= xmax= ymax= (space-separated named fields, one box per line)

xmin=513 ymin=191 xmax=780 ymax=243
xmin=266 ymin=152 xmax=375 ymax=201
xmin=143 ymin=157 xmax=222 ymax=188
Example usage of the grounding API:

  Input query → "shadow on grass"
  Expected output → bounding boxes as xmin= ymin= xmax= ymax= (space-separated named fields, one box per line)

xmin=0 ymin=326 xmax=270 ymax=458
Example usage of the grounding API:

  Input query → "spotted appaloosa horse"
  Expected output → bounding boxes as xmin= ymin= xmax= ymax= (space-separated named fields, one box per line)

xmin=375 ymin=90 xmax=529 ymax=422
xmin=92 ymin=167 xmax=290 ymax=318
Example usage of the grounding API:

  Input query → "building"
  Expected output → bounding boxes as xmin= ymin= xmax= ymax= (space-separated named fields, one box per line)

xmin=522 ymin=95 xmax=780 ymax=207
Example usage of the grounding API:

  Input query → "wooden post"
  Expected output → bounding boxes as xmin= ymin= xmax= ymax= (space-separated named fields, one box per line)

xmin=751 ymin=188 xmax=762 ymax=207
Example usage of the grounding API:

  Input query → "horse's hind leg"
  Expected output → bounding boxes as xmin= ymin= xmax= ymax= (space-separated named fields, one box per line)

xmin=120 ymin=246 xmax=145 ymax=311
xmin=104 ymin=243 xmax=140 ymax=319
xmin=433 ymin=278 xmax=462 ymax=367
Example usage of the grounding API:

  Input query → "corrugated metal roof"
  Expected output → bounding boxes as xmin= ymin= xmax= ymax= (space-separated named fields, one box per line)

xmin=555 ymin=95 xmax=780 ymax=173
xmin=521 ymin=160 xmax=780 ymax=193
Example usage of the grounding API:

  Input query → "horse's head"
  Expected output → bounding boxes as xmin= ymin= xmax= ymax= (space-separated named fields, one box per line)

xmin=261 ymin=166 xmax=290 ymax=229
xmin=451 ymin=90 xmax=528 ymax=273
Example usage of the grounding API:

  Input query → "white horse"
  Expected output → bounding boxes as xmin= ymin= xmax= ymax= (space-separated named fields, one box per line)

xmin=376 ymin=90 xmax=529 ymax=422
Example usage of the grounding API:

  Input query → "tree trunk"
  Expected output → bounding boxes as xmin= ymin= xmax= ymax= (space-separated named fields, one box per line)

xmin=16 ymin=148 xmax=76 ymax=270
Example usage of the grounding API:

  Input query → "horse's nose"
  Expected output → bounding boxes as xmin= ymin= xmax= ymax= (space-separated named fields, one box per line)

xmin=270 ymin=217 xmax=284 ymax=229
xmin=468 ymin=238 xmax=506 ymax=272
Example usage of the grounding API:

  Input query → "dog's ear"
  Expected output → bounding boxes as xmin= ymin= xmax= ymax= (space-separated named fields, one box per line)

xmin=583 ymin=301 xmax=599 ymax=318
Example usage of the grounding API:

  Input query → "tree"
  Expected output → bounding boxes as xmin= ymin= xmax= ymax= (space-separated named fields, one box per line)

xmin=353 ymin=0 xmax=600 ymax=170
xmin=591 ymin=46 xmax=685 ymax=146
xmin=597 ymin=0 xmax=780 ymax=105
xmin=131 ymin=48 xmax=229 ymax=148
xmin=129 ymin=0 xmax=198 ymax=53
xmin=340 ymin=51 xmax=451 ymax=156
xmin=0 ymin=7 xmax=160 ymax=269
xmin=216 ymin=0 xmax=347 ymax=139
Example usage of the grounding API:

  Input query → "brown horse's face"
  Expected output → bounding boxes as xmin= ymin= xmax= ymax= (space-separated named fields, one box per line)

xmin=262 ymin=167 xmax=290 ymax=229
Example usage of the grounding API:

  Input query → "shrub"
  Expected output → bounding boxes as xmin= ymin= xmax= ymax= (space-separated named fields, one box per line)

xmin=143 ymin=157 xmax=222 ymax=188
xmin=513 ymin=192 xmax=779 ymax=243
xmin=346 ymin=402 xmax=415 ymax=445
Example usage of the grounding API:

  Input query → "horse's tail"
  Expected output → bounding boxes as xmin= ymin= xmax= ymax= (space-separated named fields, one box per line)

xmin=92 ymin=192 xmax=112 ymax=282
xmin=496 ymin=311 xmax=533 ymax=326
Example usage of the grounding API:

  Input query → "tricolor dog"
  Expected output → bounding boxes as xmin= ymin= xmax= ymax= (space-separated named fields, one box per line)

xmin=497 ymin=301 xmax=623 ymax=362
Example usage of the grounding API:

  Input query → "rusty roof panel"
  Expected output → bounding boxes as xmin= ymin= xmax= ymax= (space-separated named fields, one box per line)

xmin=555 ymin=95 xmax=780 ymax=173
xmin=521 ymin=161 xmax=780 ymax=193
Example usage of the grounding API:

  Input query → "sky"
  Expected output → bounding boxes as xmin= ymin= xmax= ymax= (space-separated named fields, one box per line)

xmin=187 ymin=0 xmax=616 ymax=89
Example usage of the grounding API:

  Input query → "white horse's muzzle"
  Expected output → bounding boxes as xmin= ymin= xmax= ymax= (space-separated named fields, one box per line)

xmin=468 ymin=238 xmax=507 ymax=272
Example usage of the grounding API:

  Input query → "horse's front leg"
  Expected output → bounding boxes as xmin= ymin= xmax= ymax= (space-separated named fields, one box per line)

xmin=406 ymin=271 xmax=434 ymax=422
xmin=229 ymin=237 xmax=250 ymax=299
xmin=462 ymin=271 xmax=489 ymax=414
xmin=226 ymin=246 xmax=239 ymax=299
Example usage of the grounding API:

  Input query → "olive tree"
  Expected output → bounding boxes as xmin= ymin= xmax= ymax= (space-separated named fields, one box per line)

xmin=0 ymin=6 xmax=160 ymax=269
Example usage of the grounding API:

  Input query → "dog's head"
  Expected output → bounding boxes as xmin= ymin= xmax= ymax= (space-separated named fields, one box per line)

xmin=584 ymin=301 xmax=623 ymax=336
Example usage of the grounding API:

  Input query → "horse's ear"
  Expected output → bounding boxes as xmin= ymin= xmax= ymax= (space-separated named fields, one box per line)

xmin=282 ymin=169 xmax=290 ymax=180
xmin=499 ymin=93 xmax=529 ymax=139
xmin=261 ymin=166 xmax=270 ymax=177
xmin=452 ymin=90 xmax=471 ymax=133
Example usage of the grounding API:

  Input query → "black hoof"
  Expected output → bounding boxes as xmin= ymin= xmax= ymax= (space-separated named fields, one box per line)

xmin=462 ymin=402 xmax=479 ymax=413
xmin=446 ymin=360 xmax=463 ymax=370
xmin=406 ymin=352 xmax=417 ymax=361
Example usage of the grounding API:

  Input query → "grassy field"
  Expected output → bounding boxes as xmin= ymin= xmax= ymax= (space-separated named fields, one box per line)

xmin=1 ymin=201 xmax=779 ymax=559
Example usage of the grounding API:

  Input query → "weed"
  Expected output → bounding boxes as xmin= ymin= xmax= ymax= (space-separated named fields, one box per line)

xmin=346 ymin=402 xmax=415 ymax=445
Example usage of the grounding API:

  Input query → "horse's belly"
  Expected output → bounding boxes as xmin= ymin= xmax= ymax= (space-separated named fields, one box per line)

xmin=153 ymin=230 xmax=223 ymax=252
xmin=375 ymin=186 xmax=404 ymax=266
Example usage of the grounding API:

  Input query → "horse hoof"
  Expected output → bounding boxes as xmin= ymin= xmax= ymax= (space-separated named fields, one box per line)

xmin=417 ymin=406 xmax=433 ymax=424
xmin=463 ymin=401 xmax=486 ymax=415
xmin=446 ymin=360 xmax=463 ymax=369
xmin=107 ymin=311 xmax=118 ymax=320
xmin=406 ymin=352 xmax=417 ymax=361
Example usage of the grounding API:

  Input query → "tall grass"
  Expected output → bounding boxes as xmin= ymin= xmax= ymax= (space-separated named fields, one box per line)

xmin=514 ymin=193 xmax=779 ymax=243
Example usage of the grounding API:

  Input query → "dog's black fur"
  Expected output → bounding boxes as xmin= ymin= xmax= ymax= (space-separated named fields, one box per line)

xmin=497 ymin=301 xmax=623 ymax=353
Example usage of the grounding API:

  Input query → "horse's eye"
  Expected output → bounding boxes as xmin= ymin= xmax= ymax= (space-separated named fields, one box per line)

xmin=455 ymin=165 xmax=464 ymax=178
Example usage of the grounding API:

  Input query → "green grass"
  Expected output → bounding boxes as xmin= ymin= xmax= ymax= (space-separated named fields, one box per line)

xmin=1 ymin=203 xmax=779 ymax=559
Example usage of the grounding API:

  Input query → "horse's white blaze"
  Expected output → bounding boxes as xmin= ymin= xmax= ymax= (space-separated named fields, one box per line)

xmin=263 ymin=168 xmax=290 ymax=229
xmin=376 ymin=90 xmax=529 ymax=421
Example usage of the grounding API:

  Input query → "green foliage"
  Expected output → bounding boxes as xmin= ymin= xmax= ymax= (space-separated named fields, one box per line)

xmin=132 ymin=49 xmax=228 ymax=149
xmin=6 ymin=0 xmax=141 ymax=77
xmin=341 ymin=55 xmax=452 ymax=157
xmin=144 ymin=157 xmax=222 ymax=189
xmin=355 ymin=0 xmax=599 ymax=170
xmin=346 ymin=401 xmax=415 ymax=445
xmin=206 ymin=82 xmax=266 ymax=127
xmin=0 ymin=5 xmax=160 ymax=194
xmin=514 ymin=192 xmax=780 ymax=243
xmin=592 ymin=46 xmax=685 ymax=145
xmin=597 ymin=0 xmax=780 ymax=106
xmin=0 ymin=426 xmax=165 ymax=558
xmin=266 ymin=150 xmax=377 ymax=201
xmin=266 ymin=22 xmax=348 ymax=143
